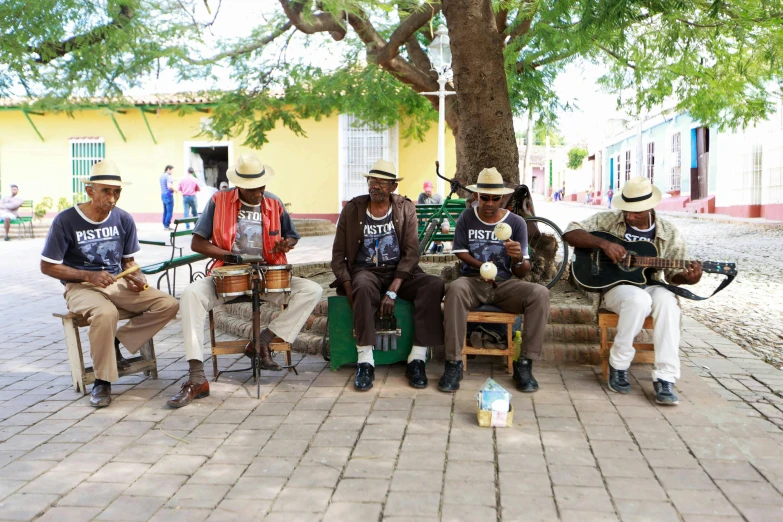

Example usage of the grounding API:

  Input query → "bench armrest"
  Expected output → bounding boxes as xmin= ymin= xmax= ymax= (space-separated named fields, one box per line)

xmin=139 ymin=240 xmax=168 ymax=247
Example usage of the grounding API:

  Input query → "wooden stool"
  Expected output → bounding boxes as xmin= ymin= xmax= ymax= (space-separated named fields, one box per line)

xmin=462 ymin=305 xmax=517 ymax=374
xmin=54 ymin=311 xmax=158 ymax=395
xmin=598 ymin=308 xmax=654 ymax=382
xmin=208 ymin=308 xmax=292 ymax=379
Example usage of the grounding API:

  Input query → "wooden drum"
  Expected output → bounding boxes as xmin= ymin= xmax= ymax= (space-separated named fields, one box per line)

xmin=212 ymin=264 xmax=253 ymax=297
xmin=261 ymin=265 xmax=292 ymax=293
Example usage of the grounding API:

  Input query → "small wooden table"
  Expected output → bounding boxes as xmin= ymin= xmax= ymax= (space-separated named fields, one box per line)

xmin=462 ymin=306 xmax=517 ymax=374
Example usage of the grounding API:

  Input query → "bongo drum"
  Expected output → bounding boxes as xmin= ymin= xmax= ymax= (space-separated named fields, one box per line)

xmin=260 ymin=265 xmax=292 ymax=293
xmin=212 ymin=264 xmax=253 ymax=297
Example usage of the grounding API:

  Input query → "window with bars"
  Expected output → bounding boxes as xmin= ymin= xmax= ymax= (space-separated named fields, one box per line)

xmin=645 ymin=142 xmax=655 ymax=183
xmin=624 ymin=150 xmax=631 ymax=182
xmin=339 ymin=115 xmax=397 ymax=201
xmin=615 ymin=154 xmax=621 ymax=189
xmin=70 ymin=139 xmax=105 ymax=202
xmin=741 ymin=143 xmax=763 ymax=205
xmin=670 ymin=132 xmax=681 ymax=191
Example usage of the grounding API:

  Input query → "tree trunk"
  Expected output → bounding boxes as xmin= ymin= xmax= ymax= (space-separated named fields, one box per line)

xmin=442 ymin=0 xmax=520 ymax=187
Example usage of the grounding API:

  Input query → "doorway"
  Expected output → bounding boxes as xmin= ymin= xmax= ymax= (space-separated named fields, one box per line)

xmin=690 ymin=127 xmax=709 ymax=200
xmin=191 ymin=146 xmax=229 ymax=189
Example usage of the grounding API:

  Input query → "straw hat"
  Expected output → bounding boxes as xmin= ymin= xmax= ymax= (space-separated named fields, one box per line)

xmin=613 ymin=176 xmax=662 ymax=212
xmin=466 ymin=167 xmax=514 ymax=195
xmin=226 ymin=154 xmax=275 ymax=189
xmin=362 ymin=159 xmax=403 ymax=182
xmin=80 ymin=160 xmax=132 ymax=186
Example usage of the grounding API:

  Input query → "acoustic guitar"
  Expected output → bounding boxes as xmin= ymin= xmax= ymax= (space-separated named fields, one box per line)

xmin=572 ymin=231 xmax=737 ymax=291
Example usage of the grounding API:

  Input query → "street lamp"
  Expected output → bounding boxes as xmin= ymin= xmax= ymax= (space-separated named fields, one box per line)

xmin=421 ymin=24 xmax=455 ymax=196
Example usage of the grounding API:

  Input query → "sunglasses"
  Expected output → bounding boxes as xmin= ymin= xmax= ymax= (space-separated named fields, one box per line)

xmin=367 ymin=178 xmax=394 ymax=188
xmin=479 ymin=195 xmax=503 ymax=202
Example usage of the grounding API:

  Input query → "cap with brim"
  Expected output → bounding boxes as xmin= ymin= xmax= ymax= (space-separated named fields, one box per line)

xmin=466 ymin=167 xmax=514 ymax=195
xmin=79 ymin=159 xmax=132 ymax=186
xmin=227 ymin=154 xmax=275 ymax=189
xmin=362 ymin=159 xmax=404 ymax=182
xmin=612 ymin=176 xmax=662 ymax=212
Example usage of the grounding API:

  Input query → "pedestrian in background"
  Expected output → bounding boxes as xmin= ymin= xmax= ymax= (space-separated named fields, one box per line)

xmin=160 ymin=165 xmax=175 ymax=230
xmin=178 ymin=167 xmax=201 ymax=229
xmin=0 ymin=183 xmax=24 ymax=241
xmin=418 ymin=181 xmax=445 ymax=253
xmin=607 ymin=188 xmax=614 ymax=209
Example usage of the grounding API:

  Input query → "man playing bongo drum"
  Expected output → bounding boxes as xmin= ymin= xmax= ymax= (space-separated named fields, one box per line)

xmin=169 ymin=154 xmax=322 ymax=408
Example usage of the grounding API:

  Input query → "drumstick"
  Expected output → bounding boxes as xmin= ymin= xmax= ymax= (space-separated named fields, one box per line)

xmin=116 ymin=265 xmax=150 ymax=290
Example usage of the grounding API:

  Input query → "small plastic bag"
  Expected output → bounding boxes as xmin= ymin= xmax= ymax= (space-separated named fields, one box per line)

xmin=476 ymin=378 xmax=513 ymax=427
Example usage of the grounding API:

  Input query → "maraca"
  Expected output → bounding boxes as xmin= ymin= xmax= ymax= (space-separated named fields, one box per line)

xmin=479 ymin=262 xmax=498 ymax=280
xmin=494 ymin=222 xmax=512 ymax=241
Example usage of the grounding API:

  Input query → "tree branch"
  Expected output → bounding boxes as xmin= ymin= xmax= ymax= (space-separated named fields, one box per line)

xmin=278 ymin=0 xmax=347 ymax=40
xmin=372 ymin=3 xmax=441 ymax=65
xmin=495 ymin=8 xmax=509 ymax=34
xmin=597 ymin=43 xmax=636 ymax=69
xmin=507 ymin=1 xmax=536 ymax=42
xmin=29 ymin=4 xmax=136 ymax=64
xmin=405 ymin=35 xmax=433 ymax=75
xmin=184 ymin=21 xmax=293 ymax=64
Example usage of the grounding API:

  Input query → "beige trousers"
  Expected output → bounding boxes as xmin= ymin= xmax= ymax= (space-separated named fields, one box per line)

xmin=64 ymin=282 xmax=179 ymax=382
xmin=180 ymin=275 xmax=323 ymax=362
xmin=444 ymin=277 xmax=550 ymax=362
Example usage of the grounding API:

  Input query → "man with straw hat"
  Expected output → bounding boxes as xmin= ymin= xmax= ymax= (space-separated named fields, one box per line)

xmin=331 ymin=159 xmax=445 ymax=391
xmin=170 ymin=154 xmax=322 ymax=408
xmin=440 ymin=167 xmax=550 ymax=393
xmin=40 ymin=160 xmax=179 ymax=408
xmin=563 ymin=176 xmax=702 ymax=405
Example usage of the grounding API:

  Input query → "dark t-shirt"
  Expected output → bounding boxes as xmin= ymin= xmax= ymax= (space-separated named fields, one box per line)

xmin=232 ymin=201 xmax=264 ymax=255
xmin=355 ymin=208 xmax=400 ymax=268
xmin=41 ymin=206 xmax=140 ymax=277
xmin=624 ymin=223 xmax=656 ymax=243
xmin=452 ymin=208 xmax=529 ymax=280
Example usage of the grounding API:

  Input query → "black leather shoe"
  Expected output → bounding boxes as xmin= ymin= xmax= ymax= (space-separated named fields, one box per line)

xmin=354 ymin=363 xmax=375 ymax=391
xmin=90 ymin=382 xmax=111 ymax=408
xmin=608 ymin=365 xmax=631 ymax=394
xmin=513 ymin=358 xmax=539 ymax=393
xmin=115 ymin=338 xmax=130 ymax=371
xmin=438 ymin=361 xmax=463 ymax=393
xmin=405 ymin=359 xmax=428 ymax=389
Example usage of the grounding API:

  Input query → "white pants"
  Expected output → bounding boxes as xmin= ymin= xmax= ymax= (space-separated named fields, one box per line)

xmin=603 ymin=285 xmax=681 ymax=383
xmin=180 ymin=275 xmax=323 ymax=362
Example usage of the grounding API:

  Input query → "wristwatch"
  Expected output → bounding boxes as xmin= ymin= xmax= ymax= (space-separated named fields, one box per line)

xmin=385 ymin=291 xmax=397 ymax=300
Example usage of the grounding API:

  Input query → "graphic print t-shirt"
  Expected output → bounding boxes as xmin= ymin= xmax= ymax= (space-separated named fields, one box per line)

xmin=624 ymin=223 xmax=656 ymax=243
xmin=452 ymin=208 xmax=529 ymax=280
xmin=232 ymin=200 xmax=264 ymax=255
xmin=41 ymin=206 xmax=140 ymax=277
xmin=355 ymin=208 xmax=400 ymax=268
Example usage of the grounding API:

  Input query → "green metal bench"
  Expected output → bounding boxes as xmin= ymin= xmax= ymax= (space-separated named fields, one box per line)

xmin=140 ymin=217 xmax=207 ymax=296
xmin=8 ymin=200 xmax=34 ymax=239
xmin=415 ymin=198 xmax=466 ymax=243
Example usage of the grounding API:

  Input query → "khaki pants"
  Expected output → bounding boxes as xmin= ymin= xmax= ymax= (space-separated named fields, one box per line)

xmin=64 ymin=282 xmax=179 ymax=382
xmin=444 ymin=277 xmax=550 ymax=362
xmin=180 ymin=275 xmax=323 ymax=362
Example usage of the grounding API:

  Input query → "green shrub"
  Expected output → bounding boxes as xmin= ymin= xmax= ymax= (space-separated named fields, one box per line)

xmin=57 ymin=197 xmax=72 ymax=212
xmin=34 ymin=197 xmax=53 ymax=221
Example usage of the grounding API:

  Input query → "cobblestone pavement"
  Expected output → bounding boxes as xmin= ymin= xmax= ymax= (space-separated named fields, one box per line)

xmin=3 ymin=215 xmax=783 ymax=521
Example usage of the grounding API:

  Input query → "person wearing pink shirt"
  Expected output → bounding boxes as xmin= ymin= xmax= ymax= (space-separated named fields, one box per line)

xmin=178 ymin=167 xmax=201 ymax=229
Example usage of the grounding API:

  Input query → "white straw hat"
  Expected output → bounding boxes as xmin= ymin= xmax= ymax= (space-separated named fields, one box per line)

xmin=613 ymin=176 xmax=662 ymax=212
xmin=362 ymin=159 xmax=404 ymax=182
xmin=466 ymin=167 xmax=514 ymax=195
xmin=80 ymin=160 xmax=132 ymax=186
xmin=227 ymin=154 xmax=275 ymax=189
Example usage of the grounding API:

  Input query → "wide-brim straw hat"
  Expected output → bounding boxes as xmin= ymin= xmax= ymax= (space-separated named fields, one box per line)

xmin=227 ymin=154 xmax=275 ymax=189
xmin=613 ymin=176 xmax=662 ymax=212
xmin=362 ymin=159 xmax=404 ymax=182
xmin=466 ymin=167 xmax=514 ymax=195
xmin=79 ymin=159 xmax=132 ymax=186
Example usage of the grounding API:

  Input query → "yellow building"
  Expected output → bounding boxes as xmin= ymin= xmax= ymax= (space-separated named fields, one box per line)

xmin=0 ymin=95 xmax=456 ymax=222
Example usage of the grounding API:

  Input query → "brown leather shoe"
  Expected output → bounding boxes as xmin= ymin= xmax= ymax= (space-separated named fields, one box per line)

xmin=243 ymin=341 xmax=283 ymax=371
xmin=90 ymin=382 xmax=111 ymax=408
xmin=167 ymin=380 xmax=210 ymax=408
xmin=115 ymin=341 xmax=130 ymax=370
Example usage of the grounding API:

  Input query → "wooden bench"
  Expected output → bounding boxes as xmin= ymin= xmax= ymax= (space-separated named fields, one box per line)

xmin=416 ymin=198 xmax=466 ymax=243
xmin=8 ymin=200 xmax=34 ymax=239
xmin=140 ymin=217 xmax=207 ymax=296
xmin=462 ymin=305 xmax=516 ymax=374
xmin=598 ymin=308 xmax=654 ymax=382
xmin=54 ymin=311 xmax=158 ymax=394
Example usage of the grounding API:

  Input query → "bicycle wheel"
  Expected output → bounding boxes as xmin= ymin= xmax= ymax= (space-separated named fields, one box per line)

xmin=418 ymin=219 xmax=438 ymax=256
xmin=523 ymin=216 xmax=568 ymax=288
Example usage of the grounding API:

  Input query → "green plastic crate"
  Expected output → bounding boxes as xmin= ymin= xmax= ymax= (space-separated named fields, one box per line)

xmin=327 ymin=295 xmax=414 ymax=371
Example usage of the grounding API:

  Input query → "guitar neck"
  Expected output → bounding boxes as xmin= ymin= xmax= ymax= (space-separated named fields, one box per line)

xmin=632 ymin=256 xmax=690 ymax=269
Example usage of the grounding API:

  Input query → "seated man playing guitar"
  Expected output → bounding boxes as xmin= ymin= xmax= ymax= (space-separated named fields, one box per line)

xmin=563 ymin=177 xmax=702 ymax=405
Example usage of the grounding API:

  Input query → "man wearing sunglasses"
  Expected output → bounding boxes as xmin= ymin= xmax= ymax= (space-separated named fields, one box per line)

xmin=440 ymin=167 xmax=550 ymax=393
xmin=331 ymin=160 xmax=445 ymax=391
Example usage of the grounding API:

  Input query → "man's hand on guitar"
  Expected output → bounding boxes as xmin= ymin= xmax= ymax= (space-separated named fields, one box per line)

xmin=601 ymin=240 xmax=628 ymax=264
xmin=681 ymin=261 xmax=703 ymax=285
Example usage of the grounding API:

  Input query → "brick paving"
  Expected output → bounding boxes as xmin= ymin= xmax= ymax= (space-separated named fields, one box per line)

xmin=2 ymin=222 xmax=783 ymax=521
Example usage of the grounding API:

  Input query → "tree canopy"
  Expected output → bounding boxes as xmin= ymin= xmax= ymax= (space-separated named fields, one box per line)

xmin=566 ymin=146 xmax=588 ymax=169
xmin=3 ymin=0 xmax=783 ymax=180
